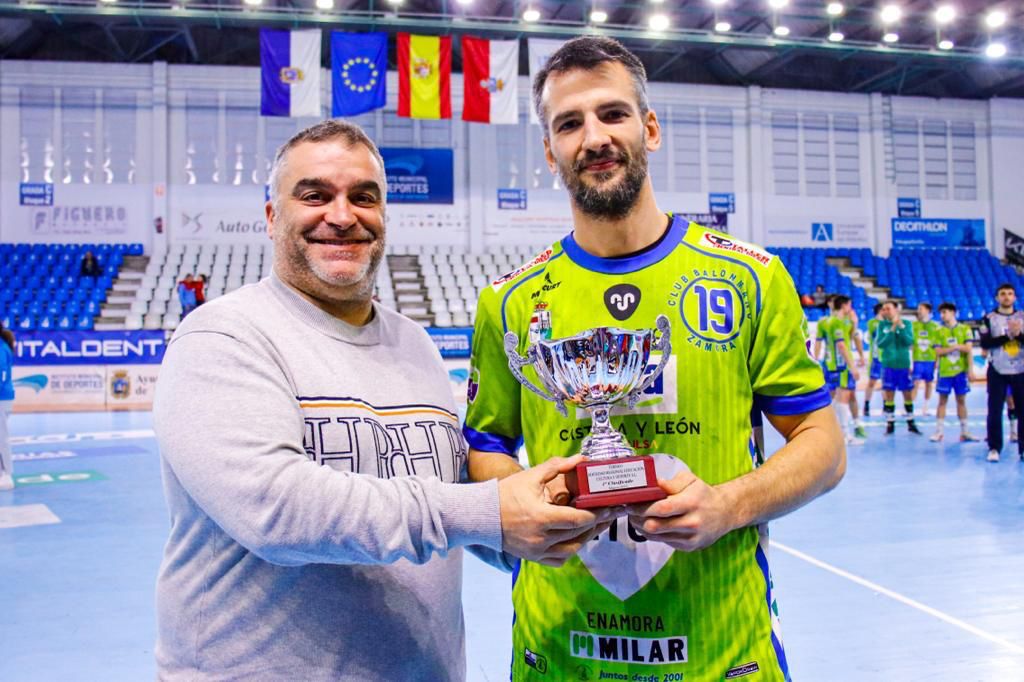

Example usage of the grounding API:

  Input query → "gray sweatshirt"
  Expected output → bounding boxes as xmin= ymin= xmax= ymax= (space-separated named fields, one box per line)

xmin=153 ymin=273 xmax=505 ymax=681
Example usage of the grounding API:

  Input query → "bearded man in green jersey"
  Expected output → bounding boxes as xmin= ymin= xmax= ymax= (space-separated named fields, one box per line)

xmin=464 ymin=36 xmax=845 ymax=682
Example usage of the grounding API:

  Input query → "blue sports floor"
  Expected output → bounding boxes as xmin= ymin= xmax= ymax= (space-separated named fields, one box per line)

xmin=2 ymin=390 xmax=1023 ymax=681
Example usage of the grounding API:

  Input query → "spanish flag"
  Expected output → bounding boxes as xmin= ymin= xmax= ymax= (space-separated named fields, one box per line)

xmin=397 ymin=33 xmax=452 ymax=119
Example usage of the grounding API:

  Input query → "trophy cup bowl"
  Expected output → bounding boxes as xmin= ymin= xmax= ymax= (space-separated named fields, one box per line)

xmin=505 ymin=315 xmax=672 ymax=508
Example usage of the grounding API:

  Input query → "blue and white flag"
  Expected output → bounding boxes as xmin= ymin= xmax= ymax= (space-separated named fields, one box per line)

xmin=331 ymin=32 xmax=387 ymax=117
xmin=261 ymin=29 xmax=322 ymax=117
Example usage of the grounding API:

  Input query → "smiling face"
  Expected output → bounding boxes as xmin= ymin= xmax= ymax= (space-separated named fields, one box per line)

xmin=541 ymin=62 xmax=660 ymax=220
xmin=266 ymin=138 xmax=386 ymax=306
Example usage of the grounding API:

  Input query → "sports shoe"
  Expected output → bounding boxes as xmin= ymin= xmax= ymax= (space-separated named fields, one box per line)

xmin=920 ymin=407 xmax=931 ymax=417
xmin=987 ymin=450 xmax=1000 ymax=462
xmin=908 ymin=421 xmax=922 ymax=435
xmin=885 ymin=422 xmax=895 ymax=435
xmin=929 ymin=432 xmax=944 ymax=442
xmin=1010 ymin=426 xmax=1018 ymax=443
xmin=863 ymin=402 xmax=871 ymax=417
xmin=854 ymin=425 xmax=868 ymax=439
xmin=845 ymin=435 xmax=866 ymax=446
xmin=959 ymin=433 xmax=979 ymax=443
xmin=0 ymin=474 xmax=13 ymax=491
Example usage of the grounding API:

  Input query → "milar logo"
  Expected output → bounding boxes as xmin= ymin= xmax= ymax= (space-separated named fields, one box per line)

xmin=569 ymin=631 xmax=687 ymax=665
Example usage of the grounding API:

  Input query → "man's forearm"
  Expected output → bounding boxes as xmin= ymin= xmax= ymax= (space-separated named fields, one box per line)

xmin=468 ymin=448 xmax=524 ymax=481
xmin=717 ymin=407 xmax=845 ymax=529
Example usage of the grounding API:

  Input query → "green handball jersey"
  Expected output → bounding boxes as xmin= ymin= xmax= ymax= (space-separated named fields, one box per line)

xmin=465 ymin=217 xmax=829 ymax=682
xmin=867 ymin=318 xmax=882 ymax=361
xmin=816 ymin=315 xmax=847 ymax=372
xmin=912 ymin=320 xmax=941 ymax=362
xmin=935 ymin=323 xmax=973 ymax=377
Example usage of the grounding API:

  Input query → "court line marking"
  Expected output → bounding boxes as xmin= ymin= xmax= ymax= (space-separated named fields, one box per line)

xmin=772 ymin=540 xmax=1024 ymax=656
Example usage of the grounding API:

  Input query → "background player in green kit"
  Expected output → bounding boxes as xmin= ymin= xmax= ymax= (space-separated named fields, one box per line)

xmin=912 ymin=303 xmax=941 ymax=416
xmin=464 ymin=36 xmax=846 ymax=682
xmin=864 ymin=304 xmax=884 ymax=416
xmin=930 ymin=302 xmax=978 ymax=442
xmin=815 ymin=296 xmax=864 ymax=445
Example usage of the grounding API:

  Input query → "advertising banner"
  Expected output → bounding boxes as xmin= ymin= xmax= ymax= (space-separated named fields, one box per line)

xmin=381 ymin=148 xmax=454 ymax=204
xmin=679 ymin=212 xmax=728 ymax=232
xmin=897 ymin=197 xmax=921 ymax=218
xmin=427 ymin=327 xmax=472 ymax=359
xmin=1004 ymin=229 xmax=1024 ymax=268
xmin=4 ymin=183 xmax=150 ymax=243
xmin=15 ymin=331 xmax=167 ymax=366
xmin=891 ymin=218 xmax=986 ymax=248
xmin=11 ymin=364 xmax=161 ymax=412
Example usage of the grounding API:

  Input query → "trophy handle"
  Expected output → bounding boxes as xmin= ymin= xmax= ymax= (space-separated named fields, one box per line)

xmin=626 ymin=315 xmax=672 ymax=409
xmin=504 ymin=331 xmax=568 ymax=417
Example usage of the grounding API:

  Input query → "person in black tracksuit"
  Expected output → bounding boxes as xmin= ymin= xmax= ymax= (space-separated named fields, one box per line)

xmin=978 ymin=283 xmax=1024 ymax=462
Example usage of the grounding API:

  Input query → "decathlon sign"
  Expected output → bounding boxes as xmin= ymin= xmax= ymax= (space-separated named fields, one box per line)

xmin=15 ymin=331 xmax=166 ymax=366
xmin=891 ymin=218 xmax=986 ymax=248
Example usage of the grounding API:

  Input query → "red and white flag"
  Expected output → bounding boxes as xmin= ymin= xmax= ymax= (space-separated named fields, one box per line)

xmin=461 ymin=36 xmax=519 ymax=125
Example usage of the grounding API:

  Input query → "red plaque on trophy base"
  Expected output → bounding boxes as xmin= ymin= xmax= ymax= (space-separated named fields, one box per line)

xmin=568 ymin=455 xmax=667 ymax=509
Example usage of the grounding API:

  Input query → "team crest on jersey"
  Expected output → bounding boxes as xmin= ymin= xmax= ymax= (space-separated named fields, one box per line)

xmin=491 ymin=247 xmax=554 ymax=291
xmin=700 ymin=232 xmax=773 ymax=266
xmin=667 ymin=270 xmax=753 ymax=353
xmin=529 ymin=303 xmax=553 ymax=344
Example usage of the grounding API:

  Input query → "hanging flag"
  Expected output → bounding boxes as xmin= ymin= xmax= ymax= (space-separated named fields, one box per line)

xmin=261 ymin=29 xmax=322 ymax=117
xmin=527 ymin=38 xmax=566 ymax=124
xmin=331 ymin=31 xmax=387 ymax=118
xmin=397 ymin=33 xmax=452 ymax=120
xmin=462 ymin=36 xmax=519 ymax=125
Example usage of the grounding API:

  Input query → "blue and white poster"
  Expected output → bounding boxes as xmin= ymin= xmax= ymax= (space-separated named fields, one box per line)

xmin=427 ymin=327 xmax=472 ymax=358
xmin=381 ymin=148 xmax=454 ymax=204
xmin=497 ymin=189 xmax=527 ymax=210
xmin=897 ymin=197 xmax=921 ymax=218
xmin=15 ymin=331 xmax=167 ymax=366
xmin=709 ymin=192 xmax=735 ymax=214
xmin=891 ymin=218 xmax=986 ymax=248
xmin=20 ymin=183 xmax=54 ymax=206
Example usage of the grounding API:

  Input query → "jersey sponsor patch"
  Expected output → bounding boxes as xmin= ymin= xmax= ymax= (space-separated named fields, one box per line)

xmin=725 ymin=661 xmax=760 ymax=678
xmin=569 ymin=630 xmax=688 ymax=665
xmin=699 ymin=232 xmax=772 ymax=266
xmin=491 ymin=247 xmax=555 ymax=291
xmin=604 ymin=284 xmax=642 ymax=321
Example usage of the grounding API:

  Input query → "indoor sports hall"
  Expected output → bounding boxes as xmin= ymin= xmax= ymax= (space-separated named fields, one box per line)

xmin=0 ymin=1 xmax=1022 ymax=680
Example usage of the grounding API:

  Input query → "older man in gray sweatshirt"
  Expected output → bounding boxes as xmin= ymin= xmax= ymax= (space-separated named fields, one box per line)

xmin=153 ymin=120 xmax=609 ymax=681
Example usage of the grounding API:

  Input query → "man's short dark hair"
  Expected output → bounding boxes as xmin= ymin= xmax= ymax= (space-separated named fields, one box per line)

xmin=997 ymin=283 xmax=1016 ymax=296
xmin=883 ymin=299 xmax=900 ymax=308
xmin=532 ymin=36 xmax=650 ymax=136
xmin=268 ymin=119 xmax=386 ymax=211
xmin=873 ymin=303 xmax=883 ymax=315
xmin=938 ymin=302 xmax=957 ymax=313
xmin=831 ymin=295 xmax=851 ymax=310
xmin=918 ymin=302 xmax=933 ymax=312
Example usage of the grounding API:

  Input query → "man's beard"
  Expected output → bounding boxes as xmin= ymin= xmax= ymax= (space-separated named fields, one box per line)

xmin=558 ymin=142 xmax=648 ymax=220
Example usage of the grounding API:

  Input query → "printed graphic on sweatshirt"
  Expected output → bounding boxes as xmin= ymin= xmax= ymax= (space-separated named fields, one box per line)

xmin=298 ymin=396 xmax=466 ymax=481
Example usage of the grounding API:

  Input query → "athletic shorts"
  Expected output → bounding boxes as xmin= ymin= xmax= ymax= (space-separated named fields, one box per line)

xmin=826 ymin=369 xmax=855 ymax=391
xmin=869 ymin=359 xmax=883 ymax=381
xmin=912 ymin=361 xmax=936 ymax=382
xmin=936 ymin=373 xmax=970 ymax=396
xmin=882 ymin=366 xmax=914 ymax=392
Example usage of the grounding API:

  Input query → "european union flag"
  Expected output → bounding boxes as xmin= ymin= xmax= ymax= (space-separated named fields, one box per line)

xmin=331 ymin=32 xmax=387 ymax=117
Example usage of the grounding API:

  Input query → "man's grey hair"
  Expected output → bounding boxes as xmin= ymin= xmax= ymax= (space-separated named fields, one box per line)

xmin=532 ymin=36 xmax=650 ymax=137
xmin=267 ymin=119 xmax=387 ymax=213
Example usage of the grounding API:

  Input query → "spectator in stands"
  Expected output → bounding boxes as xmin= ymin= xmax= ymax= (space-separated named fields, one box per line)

xmin=177 ymin=273 xmax=198 ymax=318
xmin=877 ymin=299 xmax=921 ymax=435
xmin=151 ymin=118 xmax=604 ymax=679
xmin=79 ymin=250 xmax=102 ymax=278
xmin=811 ymin=284 xmax=828 ymax=310
xmin=0 ymin=324 xmax=14 ymax=491
xmin=930 ymin=302 xmax=978 ymax=443
xmin=192 ymin=274 xmax=207 ymax=306
xmin=979 ymin=283 xmax=1024 ymax=462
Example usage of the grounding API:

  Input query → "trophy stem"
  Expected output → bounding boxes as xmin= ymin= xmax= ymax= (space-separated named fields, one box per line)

xmin=579 ymin=404 xmax=633 ymax=461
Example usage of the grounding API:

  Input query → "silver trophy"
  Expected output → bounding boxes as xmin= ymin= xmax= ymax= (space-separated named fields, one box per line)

xmin=504 ymin=315 xmax=672 ymax=507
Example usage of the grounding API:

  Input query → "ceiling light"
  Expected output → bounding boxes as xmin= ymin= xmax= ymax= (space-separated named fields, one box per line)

xmin=768 ymin=0 xmax=788 ymax=9
xmin=880 ymin=5 xmax=901 ymax=24
xmin=986 ymin=41 xmax=1007 ymax=58
xmin=455 ymin=0 xmax=473 ymax=4
xmin=883 ymin=32 xmax=899 ymax=43
xmin=934 ymin=5 xmax=955 ymax=24
xmin=650 ymin=0 xmax=665 ymax=4
xmin=522 ymin=7 xmax=540 ymax=21
xmin=99 ymin=0 xmax=118 ymax=3
xmin=709 ymin=0 xmax=728 ymax=5
xmin=384 ymin=0 xmax=402 ymax=5
xmin=829 ymin=31 xmax=845 ymax=42
xmin=985 ymin=10 xmax=1007 ymax=29
xmin=774 ymin=25 xmax=790 ymax=36
xmin=590 ymin=9 xmax=608 ymax=22
xmin=649 ymin=13 xmax=671 ymax=31
xmin=315 ymin=0 xmax=333 ymax=8
xmin=938 ymin=38 xmax=954 ymax=50
xmin=826 ymin=2 xmax=844 ymax=16
xmin=715 ymin=21 xmax=732 ymax=32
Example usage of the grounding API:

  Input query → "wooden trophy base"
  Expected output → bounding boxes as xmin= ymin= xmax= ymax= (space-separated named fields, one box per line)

xmin=569 ymin=455 xmax=667 ymax=509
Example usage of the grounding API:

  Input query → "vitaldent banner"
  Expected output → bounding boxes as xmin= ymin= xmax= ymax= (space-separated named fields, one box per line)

xmin=891 ymin=218 xmax=986 ymax=248
xmin=15 ymin=331 xmax=166 ymax=366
